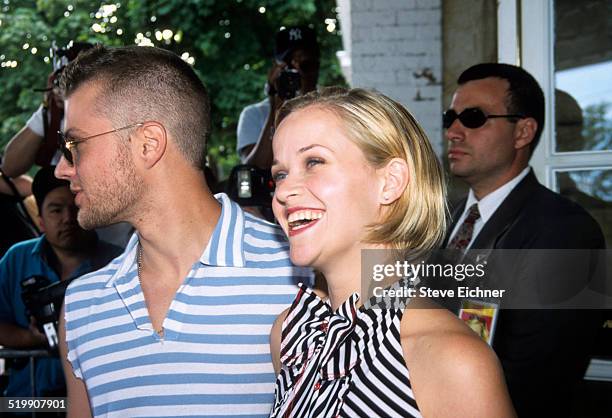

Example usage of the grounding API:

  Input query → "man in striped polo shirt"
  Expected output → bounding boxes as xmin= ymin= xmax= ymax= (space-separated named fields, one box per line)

xmin=54 ymin=45 xmax=310 ymax=417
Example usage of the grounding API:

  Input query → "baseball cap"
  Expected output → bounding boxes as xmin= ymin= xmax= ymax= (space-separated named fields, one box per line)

xmin=32 ymin=166 xmax=70 ymax=211
xmin=274 ymin=26 xmax=320 ymax=62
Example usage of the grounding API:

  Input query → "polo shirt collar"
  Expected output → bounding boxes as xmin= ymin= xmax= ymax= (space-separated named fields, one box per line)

xmin=30 ymin=235 xmax=48 ymax=257
xmin=200 ymin=193 xmax=247 ymax=268
xmin=106 ymin=192 xmax=246 ymax=287
xmin=31 ymin=234 xmax=97 ymax=281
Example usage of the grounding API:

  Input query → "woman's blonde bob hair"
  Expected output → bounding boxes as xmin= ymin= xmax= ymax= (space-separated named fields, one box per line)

xmin=276 ymin=87 xmax=447 ymax=253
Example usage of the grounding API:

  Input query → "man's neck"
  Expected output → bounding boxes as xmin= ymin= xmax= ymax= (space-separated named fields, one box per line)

xmin=48 ymin=242 xmax=95 ymax=281
xmin=470 ymin=168 xmax=531 ymax=215
xmin=133 ymin=175 xmax=222 ymax=286
xmin=471 ymin=164 xmax=529 ymax=200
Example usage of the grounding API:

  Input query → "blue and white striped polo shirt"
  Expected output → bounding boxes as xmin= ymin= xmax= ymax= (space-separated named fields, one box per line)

xmin=64 ymin=193 xmax=311 ymax=417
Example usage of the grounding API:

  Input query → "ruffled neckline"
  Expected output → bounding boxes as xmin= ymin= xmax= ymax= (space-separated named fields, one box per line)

xmin=280 ymin=283 xmax=362 ymax=378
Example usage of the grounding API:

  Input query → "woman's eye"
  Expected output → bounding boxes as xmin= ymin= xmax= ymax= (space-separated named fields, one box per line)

xmin=272 ymin=171 xmax=287 ymax=182
xmin=306 ymin=158 xmax=323 ymax=168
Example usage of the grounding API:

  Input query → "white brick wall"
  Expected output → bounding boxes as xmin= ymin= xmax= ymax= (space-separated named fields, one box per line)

xmin=344 ymin=0 xmax=443 ymax=156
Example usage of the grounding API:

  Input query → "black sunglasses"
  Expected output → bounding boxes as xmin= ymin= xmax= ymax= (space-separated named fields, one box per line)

xmin=443 ymin=107 xmax=525 ymax=129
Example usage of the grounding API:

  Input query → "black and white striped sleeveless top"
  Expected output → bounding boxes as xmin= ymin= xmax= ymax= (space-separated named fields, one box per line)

xmin=270 ymin=284 xmax=422 ymax=418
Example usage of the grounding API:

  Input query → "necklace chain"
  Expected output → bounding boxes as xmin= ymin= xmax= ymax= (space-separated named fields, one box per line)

xmin=137 ymin=243 xmax=163 ymax=337
xmin=137 ymin=243 xmax=143 ymax=279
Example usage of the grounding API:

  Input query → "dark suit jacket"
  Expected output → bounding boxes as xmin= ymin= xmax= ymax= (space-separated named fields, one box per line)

xmin=445 ymin=170 xmax=606 ymax=418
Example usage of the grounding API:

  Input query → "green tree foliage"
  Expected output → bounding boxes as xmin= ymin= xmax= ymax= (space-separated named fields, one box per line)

xmin=0 ymin=0 xmax=345 ymax=176
xmin=582 ymin=102 xmax=612 ymax=153
xmin=576 ymin=102 xmax=612 ymax=202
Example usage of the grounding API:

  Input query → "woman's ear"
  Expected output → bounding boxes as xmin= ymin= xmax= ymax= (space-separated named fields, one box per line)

xmin=379 ymin=158 xmax=409 ymax=205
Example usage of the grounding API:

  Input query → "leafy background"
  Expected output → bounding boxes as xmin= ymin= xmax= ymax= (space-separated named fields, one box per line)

xmin=0 ymin=0 xmax=345 ymax=177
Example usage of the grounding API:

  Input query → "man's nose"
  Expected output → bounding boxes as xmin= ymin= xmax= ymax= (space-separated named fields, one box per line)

xmin=61 ymin=206 xmax=78 ymax=224
xmin=445 ymin=119 xmax=465 ymax=142
xmin=55 ymin=155 xmax=75 ymax=180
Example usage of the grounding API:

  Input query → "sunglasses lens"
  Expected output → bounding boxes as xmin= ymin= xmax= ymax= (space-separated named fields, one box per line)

xmin=442 ymin=110 xmax=458 ymax=129
xmin=460 ymin=108 xmax=487 ymax=129
xmin=443 ymin=108 xmax=489 ymax=129
xmin=57 ymin=134 xmax=73 ymax=165
xmin=64 ymin=146 xmax=73 ymax=165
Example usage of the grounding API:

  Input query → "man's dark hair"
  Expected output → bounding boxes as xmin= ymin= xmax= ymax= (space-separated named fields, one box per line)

xmin=32 ymin=165 xmax=69 ymax=211
xmin=457 ymin=63 xmax=545 ymax=154
xmin=60 ymin=45 xmax=210 ymax=168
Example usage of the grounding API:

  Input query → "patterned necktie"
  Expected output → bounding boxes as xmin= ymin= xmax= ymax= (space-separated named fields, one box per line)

xmin=448 ymin=203 xmax=481 ymax=250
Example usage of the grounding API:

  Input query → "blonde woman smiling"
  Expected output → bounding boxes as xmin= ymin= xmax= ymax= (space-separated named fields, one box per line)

xmin=269 ymin=87 xmax=515 ymax=418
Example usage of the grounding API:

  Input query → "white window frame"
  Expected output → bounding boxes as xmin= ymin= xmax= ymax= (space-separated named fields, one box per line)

xmin=498 ymin=0 xmax=612 ymax=190
xmin=498 ymin=0 xmax=612 ymax=382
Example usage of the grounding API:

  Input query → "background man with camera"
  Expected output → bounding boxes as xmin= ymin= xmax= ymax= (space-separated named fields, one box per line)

xmin=237 ymin=25 xmax=320 ymax=170
xmin=0 ymin=41 xmax=132 ymax=250
xmin=0 ymin=166 xmax=121 ymax=397
xmin=1 ymin=42 xmax=93 ymax=179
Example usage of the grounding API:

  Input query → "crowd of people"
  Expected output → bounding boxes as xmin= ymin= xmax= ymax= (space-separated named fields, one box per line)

xmin=0 ymin=24 xmax=607 ymax=418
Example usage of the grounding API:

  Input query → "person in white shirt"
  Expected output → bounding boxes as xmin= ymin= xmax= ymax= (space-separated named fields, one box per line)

xmin=237 ymin=26 xmax=320 ymax=170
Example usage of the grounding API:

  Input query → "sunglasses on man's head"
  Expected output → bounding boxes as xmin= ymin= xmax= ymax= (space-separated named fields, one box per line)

xmin=442 ymin=107 xmax=525 ymax=129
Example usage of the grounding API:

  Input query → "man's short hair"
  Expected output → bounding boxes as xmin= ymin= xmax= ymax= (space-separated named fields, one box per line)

xmin=457 ymin=63 xmax=545 ymax=154
xmin=32 ymin=166 xmax=69 ymax=211
xmin=60 ymin=45 xmax=210 ymax=168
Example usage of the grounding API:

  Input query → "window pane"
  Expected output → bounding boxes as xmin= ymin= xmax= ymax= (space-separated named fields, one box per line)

xmin=554 ymin=0 xmax=612 ymax=153
xmin=555 ymin=169 xmax=611 ymax=246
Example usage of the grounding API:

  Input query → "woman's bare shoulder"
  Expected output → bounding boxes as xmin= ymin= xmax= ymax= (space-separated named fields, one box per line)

xmin=270 ymin=307 xmax=290 ymax=375
xmin=399 ymin=298 xmax=516 ymax=418
xmin=270 ymin=284 xmax=326 ymax=374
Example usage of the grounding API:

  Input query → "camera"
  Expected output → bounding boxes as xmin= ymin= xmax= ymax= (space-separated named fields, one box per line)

xmin=276 ymin=68 xmax=301 ymax=100
xmin=226 ymin=165 xmax=275 ymax=207
xmin=20 ymin=276 xmax=74 ymax=350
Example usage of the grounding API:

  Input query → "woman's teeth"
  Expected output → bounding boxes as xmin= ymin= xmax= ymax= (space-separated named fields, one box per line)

xmin=288 ymin=210 xmax=323 ymax=229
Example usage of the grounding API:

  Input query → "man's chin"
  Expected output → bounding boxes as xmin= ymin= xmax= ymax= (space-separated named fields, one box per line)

xmin=55 ymin=234 xmax=94 ymax=251
xmin=448 ymin=164 xmax=471 ymax=179
xmin=77 ymin=212 xmax=104 ymax=231
xmin=60 ymin=242 xmax=87 ymax=252
xmin=77 ymin=219 xmax=96 ymax=231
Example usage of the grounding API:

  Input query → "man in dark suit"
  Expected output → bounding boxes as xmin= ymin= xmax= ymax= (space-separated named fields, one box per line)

xmin=443 ymin=63 xmax=605 ymax=417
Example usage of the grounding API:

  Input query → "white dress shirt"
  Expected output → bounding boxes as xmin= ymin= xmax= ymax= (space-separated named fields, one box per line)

xmin=448 ymin=167 xmax=531 ymax=250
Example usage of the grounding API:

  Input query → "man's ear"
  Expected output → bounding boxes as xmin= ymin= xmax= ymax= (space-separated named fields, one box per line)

xmin=514 ymin=117 xmax=537 ymax=150
xmin=136 ymin=122 xmax=167 ymax=168
xmin=378 ymin=158 xmax=409 ymax=205
xmin=38 ymin=214 xmax=46 ymax=234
